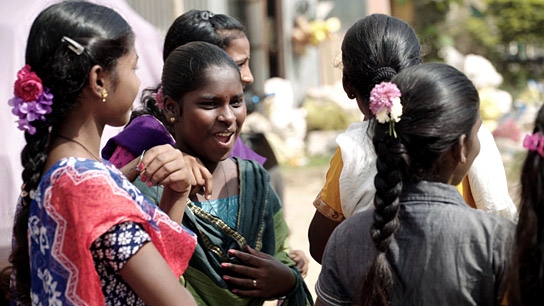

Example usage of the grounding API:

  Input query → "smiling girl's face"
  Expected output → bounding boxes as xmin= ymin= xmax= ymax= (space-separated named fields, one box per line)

xmin=173 ymin=65 xmax=245 ymax=164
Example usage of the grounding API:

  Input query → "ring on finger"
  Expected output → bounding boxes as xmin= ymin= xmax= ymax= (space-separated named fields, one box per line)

xmin=252 ymin=279 xmax=257 ymax=288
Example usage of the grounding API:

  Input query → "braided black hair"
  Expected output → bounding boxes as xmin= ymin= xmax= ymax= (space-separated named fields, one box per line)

xmin=359 ymin=63 xmax=480 ymax=306
xmin=507 ymin=104 xmax=544 ymax=305
xmin=6 ymin=2 xmax=133 ymax=304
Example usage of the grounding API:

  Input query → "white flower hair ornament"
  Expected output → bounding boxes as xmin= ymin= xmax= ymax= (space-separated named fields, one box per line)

xmin=369 ymin=82 xmax=403 ymax=138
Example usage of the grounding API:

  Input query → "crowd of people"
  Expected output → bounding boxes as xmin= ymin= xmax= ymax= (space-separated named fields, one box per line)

xmin=1 ymin=1 xmax=543 ymax=305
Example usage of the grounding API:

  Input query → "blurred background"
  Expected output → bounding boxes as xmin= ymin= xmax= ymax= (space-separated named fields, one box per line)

xmin=2 ymin=0 xmax=544 ymax=301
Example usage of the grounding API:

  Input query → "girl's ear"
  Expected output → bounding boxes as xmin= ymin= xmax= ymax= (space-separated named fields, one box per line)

xmin=163 ymin=95 xmax=180 ymax=123
xmin=443 ymin=134 xmax=468 ymax=185
xmin=454 ymin=134 xmax=468 ymax=164
xmin=88 ymin=64 xmax=107 ymax=101
xmin=342 ymin=74 xmax=356 ymax=99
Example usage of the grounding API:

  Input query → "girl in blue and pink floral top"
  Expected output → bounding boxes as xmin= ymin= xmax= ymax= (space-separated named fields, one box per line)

xmin=2 ymin=2 xmax=197 ymax=305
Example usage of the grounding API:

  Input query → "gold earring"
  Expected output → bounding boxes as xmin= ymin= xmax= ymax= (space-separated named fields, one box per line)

xmin=101 ymin=88 xmax=108 ymax=103
xmin=169 ymin=117 xmax=175 ymax=123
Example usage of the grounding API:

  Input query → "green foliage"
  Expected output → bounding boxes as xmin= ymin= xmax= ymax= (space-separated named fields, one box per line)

xmin=407 ymin=0 xmax=464 ymax=61
xmin=463 ymin=0 xmax=544 ymax=95
xmin=487 ymin=0 xmax=544 ymax=44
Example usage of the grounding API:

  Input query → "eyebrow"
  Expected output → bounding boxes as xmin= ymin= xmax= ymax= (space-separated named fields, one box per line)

xmin=233 ymin=56 xmax=249 ymax=63
xmin=200 ymin=92 xmax=244 ymax=100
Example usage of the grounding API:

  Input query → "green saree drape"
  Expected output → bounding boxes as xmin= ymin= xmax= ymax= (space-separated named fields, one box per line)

xmin=135 ymin=158 xmax=313 ymax=306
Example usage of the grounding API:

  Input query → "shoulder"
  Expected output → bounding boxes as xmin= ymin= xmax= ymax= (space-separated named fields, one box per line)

xmin=47 ymin=158 xmax=111 ymax=182
xmin=236 ymin=157 xmax=268 ymax=177
xmin=336 ymin=121 xmax=375 ymax=169
xmin=337 ymin=121 xmax=373 ymax=145
xmin=330 ymin=210 xmax=374 ymax=247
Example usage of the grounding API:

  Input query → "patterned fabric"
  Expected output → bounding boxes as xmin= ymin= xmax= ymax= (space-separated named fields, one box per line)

xmin=313 ymin=147 xmax=344 ymax=222
xmin=192 ymin=196 xmax=239 ymax=229
xmin=131 ymin=158 xmax=314 ymax=306
xmin=90 ymin=222 xmax=150 ymax=306
xmin=22 ymin=157 xmax=196 ymax=305
xmin=181 ymin=158 xmax=313 ymax=306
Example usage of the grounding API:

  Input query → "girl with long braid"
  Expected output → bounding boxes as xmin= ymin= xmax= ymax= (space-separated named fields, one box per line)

xmin=308 ymin=14 xmax=517 ymax=264
xmin=315 ymin=63 xmax=513 ymax=306
xmin=1 ymin=1 xmax=198 ymax=305
xmin=505 ymin=103 xmax=544 ymax=305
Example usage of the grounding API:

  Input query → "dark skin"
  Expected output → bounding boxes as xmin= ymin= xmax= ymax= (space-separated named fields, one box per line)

xmin=308 ymin=212 xmax=342 ymax=264
xmin=163 ymin=66 xmax=296 ymax=298
xmin=222 ymin=247 xmax=296 ymax=297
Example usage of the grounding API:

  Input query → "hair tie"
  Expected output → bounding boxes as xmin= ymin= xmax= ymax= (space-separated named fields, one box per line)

xmin=523 ymin=132 xmax=544 ymax=158
xmin=369 ymin=82 xmax=403 ymax=138
xmin=369 ymin=67 xmax=397 ymax=92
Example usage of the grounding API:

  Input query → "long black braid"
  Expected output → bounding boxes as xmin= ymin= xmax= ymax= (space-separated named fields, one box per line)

xmin=359 ymin=63 xmax=480 ymax=306
xmin=4 ymin=2 xmax=133 ymax=304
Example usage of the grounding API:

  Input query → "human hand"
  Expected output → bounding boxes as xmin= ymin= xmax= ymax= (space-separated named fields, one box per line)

xmin=138 ymin=145 xmax=194 ymax=222
xmin=289 ymin=250 xmax=309 ymax=278
xmin=220 ymin=246 xmax=296 ymax=298
xmin=137 ymin=144 xmax=194 ymax=194
xmin=181 ymin=153 xmax=213 ymax=200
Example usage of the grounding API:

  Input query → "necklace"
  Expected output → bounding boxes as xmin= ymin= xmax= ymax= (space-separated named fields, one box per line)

xmin=56 ymin=134 xmax=102 ymax=162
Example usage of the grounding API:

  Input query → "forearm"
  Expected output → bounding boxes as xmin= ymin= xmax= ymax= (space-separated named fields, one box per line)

xmin=120 ymin=158 xmax=140 ymax=181
xmin=159 ymin=188 xmax=190 ymax=223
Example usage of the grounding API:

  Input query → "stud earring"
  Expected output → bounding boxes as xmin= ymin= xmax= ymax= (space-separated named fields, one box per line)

xmin=101 ymin=88 xmax=108 ymax=103
xmin=169 ymin=117 xmax=175 ymax=123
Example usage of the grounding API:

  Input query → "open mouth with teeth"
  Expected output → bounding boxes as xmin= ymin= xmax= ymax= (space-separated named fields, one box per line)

xmin=214 ymin=131 xmax=235 ymax=147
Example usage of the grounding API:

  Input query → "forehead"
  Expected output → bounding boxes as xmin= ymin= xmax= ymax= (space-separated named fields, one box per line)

xmin=222 ymin=34 xmax=250 ymax=55
xmin=198 ymin=65 xmax=242 ymax=89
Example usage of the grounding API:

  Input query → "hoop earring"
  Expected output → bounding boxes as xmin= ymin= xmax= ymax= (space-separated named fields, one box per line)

xmin=169 ymin=117 xmax=175 ymax=123
xmin=101 ymin=88 xmax=108 ymax=103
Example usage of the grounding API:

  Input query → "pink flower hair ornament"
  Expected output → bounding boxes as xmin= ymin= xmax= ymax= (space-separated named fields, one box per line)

xmin=152 ymin=87 xmax=164 ymax=110
xmin=369 ymin=81 xmax=403 ymax=138
xmin=8 ymin=65 xmax=53 ymax=135
xmin=523 ymin=132 xmax=544 ymax=158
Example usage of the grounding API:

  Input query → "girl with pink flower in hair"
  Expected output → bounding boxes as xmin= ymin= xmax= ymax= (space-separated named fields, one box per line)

xmin=1 ymin=2 xmax=199 ymax=305
xmin=308 ymin=14 xmax=517 ymax=264
xmin=315 ymin=63 xmax=513 ymax=306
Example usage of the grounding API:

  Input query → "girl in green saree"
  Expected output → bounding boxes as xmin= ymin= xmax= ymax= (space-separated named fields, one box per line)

xmin=121 ymin=41 xmax=313 ymax=306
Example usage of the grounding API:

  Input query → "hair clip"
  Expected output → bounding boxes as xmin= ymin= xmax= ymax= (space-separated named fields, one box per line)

xmin=61 ymin=36 xmax=84 ymax=55
xmin=200 ymin=10 xmax=215 ymax=20
xmin=523 ymin=132 xmax=544 ymax=158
